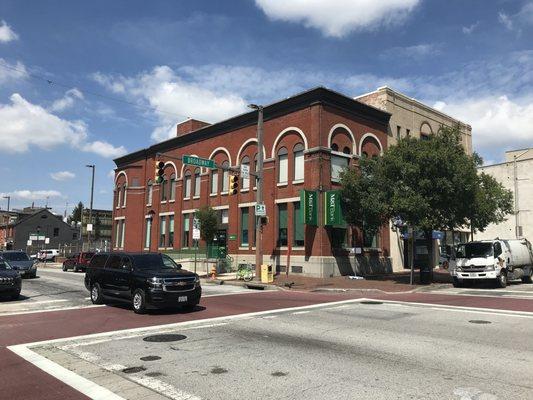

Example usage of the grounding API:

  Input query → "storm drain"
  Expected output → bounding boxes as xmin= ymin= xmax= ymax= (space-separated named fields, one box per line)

xmin=143 ymin=334 xmax=187 ymax=343
xmin=122 ymin=366 xmax=146 ymax=374
xmin=360 ymin=301 xmax=383 ymax=305
xmin=469 ymin=320 xmax=492 ymax=324
xmin=140 ymin=355 xmax=161 ymax=361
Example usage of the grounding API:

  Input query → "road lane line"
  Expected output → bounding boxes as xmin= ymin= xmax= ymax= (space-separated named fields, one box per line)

xmin=8 ymin=344 xmax=125 ymax=400
xmin=0 ymin=304 xmax=104 ymax=317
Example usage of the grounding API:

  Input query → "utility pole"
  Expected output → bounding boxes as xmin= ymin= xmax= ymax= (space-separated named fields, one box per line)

xmin=513 ymin=150 xmax=529 ymax=239
xmin=249 ymin=104 xmax=264 ymax=278
xmin=86 ymin=165 xmax=95 ymax=250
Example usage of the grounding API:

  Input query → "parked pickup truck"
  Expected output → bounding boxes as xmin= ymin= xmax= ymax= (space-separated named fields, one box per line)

xmin=450 ymin=238 xmax=533 ymax=288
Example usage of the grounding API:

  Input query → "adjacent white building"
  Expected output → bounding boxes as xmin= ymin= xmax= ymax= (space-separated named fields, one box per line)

xmin=475 ymin=148 xmax=533 ymax=242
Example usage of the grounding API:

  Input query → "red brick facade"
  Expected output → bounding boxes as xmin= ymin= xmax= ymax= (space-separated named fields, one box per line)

xmin=112 ymin=88 xmax=391 ymax=277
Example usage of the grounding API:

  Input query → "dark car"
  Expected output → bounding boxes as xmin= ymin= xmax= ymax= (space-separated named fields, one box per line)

xmin=84 ymin=252 xmax=201 ymax=314
xmin=62 ymin=252 xmax=95 ymax=272
xmin=0 ymin=256 xmax=22 ymax=300
xmin=0 ymin=251 xmax=37 ymax=278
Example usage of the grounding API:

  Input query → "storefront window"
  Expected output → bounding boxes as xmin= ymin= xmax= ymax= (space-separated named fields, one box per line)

xmin=241 ymin=207 xmax=249 ymax=246
xmin=293 ymin=202 xmax=304 ymax=246
xmin=277 ymin=203 xmax=288 ymax=246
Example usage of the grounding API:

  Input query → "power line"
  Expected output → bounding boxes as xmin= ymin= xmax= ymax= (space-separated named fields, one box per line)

xmin=0 ymin=59 xmax=190 ymax=120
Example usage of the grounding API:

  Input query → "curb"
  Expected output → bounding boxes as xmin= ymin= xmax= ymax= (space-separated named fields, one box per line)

xmin=200 ymin=278 xmax=279 ymax=291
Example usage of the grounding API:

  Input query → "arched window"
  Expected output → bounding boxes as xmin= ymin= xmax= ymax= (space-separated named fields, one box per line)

xmin=343 ymin=146 xmax=351 ymax=155
xmin=146 ymin=180 xmax=153 ymax=205
xmin=193 ymin=168 xmax=201 ymax=197
xmin=222 ymin=161 xmax=229 ymax=192
xmin=160 ymin=175 xmax=167 ymax=202
xmin=210 ymin=169 xmax=218 ymax=194
xmin=184 ymin=170 xmax=191 ymax=198
xmin=121 ymin=184 xmax=127 ymax=207
xmin=169 ymin=174 xmax=176 ymax=201
xmin=331 ymin=143 xmax=339 ymax=152
xmin=116 ymin=185 xmax=121 ymax=208
xmin=277 ymin=147 xmax=288 ymax=184
xmin=293 ymin=143 xmax=304 ymax=181
xmin=241 ymin=156 xmax=250 ymax=189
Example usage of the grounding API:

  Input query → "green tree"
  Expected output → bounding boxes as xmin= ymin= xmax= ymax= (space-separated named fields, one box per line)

xmin=340 ymin=125 xmax=513 ymax=280
xmin=67 ymin=202 xmax=83 ymax=225
xmin=195 ymin=206 xmax=219 ymax=258
xmin=94 ymin=215 xmax=102 ymax=240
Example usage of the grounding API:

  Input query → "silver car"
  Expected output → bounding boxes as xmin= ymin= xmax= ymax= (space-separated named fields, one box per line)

xmin=0 ymin=251 xmax=37 ymax=278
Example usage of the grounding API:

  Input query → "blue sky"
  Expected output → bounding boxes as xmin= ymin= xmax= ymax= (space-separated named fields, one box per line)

xmin=0 ymin=0 xmax=532 ymax=215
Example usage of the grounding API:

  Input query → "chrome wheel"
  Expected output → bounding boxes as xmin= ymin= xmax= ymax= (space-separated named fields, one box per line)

xmin=91 ymin=286 xmax=99 ymax=301
xmin=133 ymin=293 xmax=142 ymax=310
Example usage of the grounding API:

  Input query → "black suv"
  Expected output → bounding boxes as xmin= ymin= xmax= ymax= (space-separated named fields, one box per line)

xmin=0 ymin=256 xmax=22 ymax=300
xmin=84 ymin=252 xmax=201 ymax=314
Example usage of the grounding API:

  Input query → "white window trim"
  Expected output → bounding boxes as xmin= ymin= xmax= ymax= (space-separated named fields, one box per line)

xmin=331 ymin=150 xmax=352 ymax=158
xmin=240 ymin=189 xmax=249 ymax=193
xmin=292 ymin=179 xmax=304 ymax=185
xmin=183 ymin=197 xmax=190 ymax=201
xmin=181 ymin=208 xmax=197 ymax=214
xmin=193 ymin=196 xmax=200 ymax=200
xmin=239 ymin=202 xmax=256 ymax=208
xmin=114 ymin=216 xmax=126 ymax=220
xmin=212 ymin=205 xmax=229 ymax=210
xmin=160 ymin=200 xmax=168 ymax=204
xmin=209 ymin=193 xmax=218 ymax=197
xmin=292 ymin=246 xmax=305 ymax=251
xmin=275 ymin=197 xmax=300 ymax=204
xmin=168 ymin=200 xmax=175 ymax=203
xmin=159 ymin=211 xmax=175 ymax=216
xmin=221 ymin=191 xmax=229 ymax=196
xmin=239 ymin=246 xmax=249 ymax=251
xmin=276 ymin=182 xmax=288 ymax=187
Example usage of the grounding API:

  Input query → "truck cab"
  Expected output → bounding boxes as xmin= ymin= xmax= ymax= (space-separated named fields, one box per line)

xmin=451 ymin=239 xmax=533 ymax=288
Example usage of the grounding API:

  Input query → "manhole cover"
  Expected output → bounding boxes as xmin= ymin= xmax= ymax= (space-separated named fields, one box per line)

xmin=140 ymin=355 xmax=161 ymax=361
xmin=143 ymin=334 xmax=187 ymax=343
xmin=122 ymin=366 xmax=146 ymax=374
xmin=469 ymin=320 xmax=491 ymax=324
xmin=360 ymin=301 xmax=383 ymax=305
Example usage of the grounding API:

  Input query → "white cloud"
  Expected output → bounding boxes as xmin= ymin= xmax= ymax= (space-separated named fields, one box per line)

xmin=380 ymin=43 xmax=440 ymax=60
xmin=93 ymin=65 xmax=249 ymax=142
xmin=107 ymin=169 xmax=115 ymax=179
xmin=0 ymin=93 xmax=126 ymax=158
xmin=0 ymin=20 xmax=18 ymax=43
xmin=462 ymin=22 xmax=479 ymax=34
xmin=437 ymin=95 xmax=533 ymax=153
xmin=81 ymin=140 xmax=127 ymax=158
xmin=50 ymin=171 xmax=76 ymax=181
xmin=0 ymin=190 xmax=62 ymax=201
xmin=49 ymin=88 xmax=84 ymax=112
xmin=0 ymin=58 xmax=28 ymax=84
xmin=254 ymin=0 xmax=420 ymax=37
xmin=498 ymin=12 xmax=514 ymax=30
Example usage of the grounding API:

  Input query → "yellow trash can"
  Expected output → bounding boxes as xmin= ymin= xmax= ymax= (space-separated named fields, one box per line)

xmin=261 ymin=264 xmax=273 ymax=283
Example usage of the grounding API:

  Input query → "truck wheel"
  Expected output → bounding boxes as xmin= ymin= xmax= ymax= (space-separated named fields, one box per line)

xmin=521 ymin=272 xmax=532 ymax=284
xmin=62 ymin=264 xmax=68 ymax=271
xmin=90 ymin=283 xmax=104 ymax=304
xmin=132 ymin=289 xmax=147 ymax=314
xmin=496 ymin=272 xmax=507 ymax=288
xmin=452 ymin=278 xmax=463 ymax=288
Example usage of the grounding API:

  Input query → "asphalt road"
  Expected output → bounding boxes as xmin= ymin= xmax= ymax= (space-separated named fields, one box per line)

xmin=30 ymin=298 xmax=533 ymax=400
xmin=0 ymin=265 xmax=252 ymax=316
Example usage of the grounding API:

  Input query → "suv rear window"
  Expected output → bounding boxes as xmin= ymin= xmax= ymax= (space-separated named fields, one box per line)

xmin=82 ymin=253 xmax=95 ymax=260
xmin=90 ymin=254 xmax=108 ymax=268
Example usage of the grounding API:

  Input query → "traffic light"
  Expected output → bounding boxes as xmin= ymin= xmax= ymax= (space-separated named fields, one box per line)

xmin=155 ymin=161 xmax=165 ymax=184
xmin=229 ymin=174 xmax=239 ymax=195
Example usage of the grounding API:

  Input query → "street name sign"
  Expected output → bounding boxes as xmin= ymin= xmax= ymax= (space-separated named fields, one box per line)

xmin=183 ymin=155 xmax=217 ymax=169
xmin=192 ymin=218 xmax=201 ymax=240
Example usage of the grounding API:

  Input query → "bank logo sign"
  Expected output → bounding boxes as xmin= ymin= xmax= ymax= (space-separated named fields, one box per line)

xmin=300 ymin=190 xmax=318 ymax=226
xmin=324 ymin=190 xmax=346 ymax=227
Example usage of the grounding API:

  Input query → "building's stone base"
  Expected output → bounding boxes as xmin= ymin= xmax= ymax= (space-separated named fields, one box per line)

xmin=229 ymin=253 xmax=392 ymax=278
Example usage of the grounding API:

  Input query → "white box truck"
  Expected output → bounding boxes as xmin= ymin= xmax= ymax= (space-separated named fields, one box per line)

xmin=450 ymin=238 xmax=533 ymax=288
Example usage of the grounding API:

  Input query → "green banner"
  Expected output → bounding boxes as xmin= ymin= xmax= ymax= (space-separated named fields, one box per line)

xmin=300 ymin=190 xmax=318 ymax=226
xmin=324 ymin=190 xmax=346 ymax=226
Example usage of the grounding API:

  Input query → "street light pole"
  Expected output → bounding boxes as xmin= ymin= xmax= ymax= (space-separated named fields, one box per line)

xmin=86 ymin=165 xmax=95 ymax=250
xmin=2 ymin=196 xmax=10 ymax=250
xmin=249 ymin=104 xmax=264 ymax=279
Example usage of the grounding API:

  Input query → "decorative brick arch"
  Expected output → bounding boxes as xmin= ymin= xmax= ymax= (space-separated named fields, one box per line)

xmin=328 ymin=123 xmax=356 ymax=155
xmin=359 ymin=133 xmax=383 ymax=156
xmin=163 ymin=161 xmax=177 ymax=176
xmin=180 ymin=154 xmax=198 ymax=178
xmin=209 ymin=147 xmax=232 ymax=168
xmin=114 ymin=171 xmax=128 ymax=185
xmin=270 ymin=127 xmax=308 ymax=159
xmin=237 ymin=139 xmax=267 ymax=164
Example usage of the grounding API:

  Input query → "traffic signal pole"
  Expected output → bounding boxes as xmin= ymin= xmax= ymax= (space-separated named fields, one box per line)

xmin=250 ymin=105 xmax=264 ymax=279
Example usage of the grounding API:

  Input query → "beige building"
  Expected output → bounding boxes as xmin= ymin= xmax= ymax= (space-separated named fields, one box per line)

xmin=357 ymin=86 xmax=473 ymax=272
xmin=475 ymin=148 xmax=533 ymax=242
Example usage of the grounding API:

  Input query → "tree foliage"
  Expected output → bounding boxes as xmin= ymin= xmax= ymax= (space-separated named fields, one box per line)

xmin=340 ymin=125 xmax=513 ymax=236
xmin=67 ymin=201 xmax=83 ymax=224
xmin=195 ymin=206 xmax=219 ymax=245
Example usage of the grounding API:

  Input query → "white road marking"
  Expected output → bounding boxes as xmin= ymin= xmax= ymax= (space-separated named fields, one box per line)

xmin=8 ymin=344 xmax=125 ymax=400
xmin=0 ymin=304 xmax=104 ymax=317
xmin=292 ymin=311 xmax=310 ymax=315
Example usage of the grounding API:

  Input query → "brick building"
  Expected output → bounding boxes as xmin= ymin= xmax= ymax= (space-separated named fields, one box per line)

xmin=112 ymin=87 xmax=390 ymax=277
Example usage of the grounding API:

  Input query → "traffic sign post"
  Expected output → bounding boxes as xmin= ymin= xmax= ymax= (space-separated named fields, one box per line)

xmin=183 ymin=155 xmax=217 ymax=169
xmin=240 ymin=164 xmax=250 ymax=179
xmin=192 ymin=218 xmax=200 ymax=274
xmin=255 ymin=203 xmax=266 ymax=217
